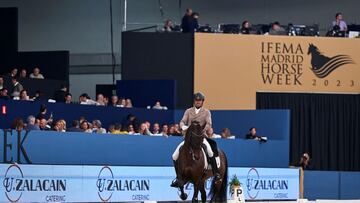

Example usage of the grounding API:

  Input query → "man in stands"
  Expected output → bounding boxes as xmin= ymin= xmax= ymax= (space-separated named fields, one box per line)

xmin=110 ymin=95 xmax=119 ymax=107
xmin=332 ymin=12 xmax=347 ymax=32
xmin=20 ymin=69 xmax=27 ymax=78
xmin=39 ymin=118 xmax=51 ymax=131
xmin=67 ymin=120 xmax=82 ymax=132
xmin=25 ymin=115 xmax=40 ymax=131
xmin=171 ymin=92 xmax=221 ymax=188
xmin=0 ymin=75 xmax=5 ymax=90
xmin=0 ymin=88 xmax=10 ymax=100
xmin=53 ymin=84 xmax=68 ymax=102
xmin=65 ymin=93 xmax=72 ymax=104
xmin=29 ymin=67 xmax=44 ymax=79
xmin=152 ymin=123 xmax=161 ymax=135
xmin=11 ymin=77 xmax=24 ymax=98
xmin=96 ymin=94 xmax=106 ymax=106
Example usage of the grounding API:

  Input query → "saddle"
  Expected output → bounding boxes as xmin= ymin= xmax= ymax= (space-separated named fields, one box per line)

xmin=201 ymin=144 xmax=220 ymax=170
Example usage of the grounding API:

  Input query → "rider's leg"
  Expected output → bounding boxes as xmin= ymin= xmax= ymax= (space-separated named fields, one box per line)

xmin=171 ymin=141 xmax=184 ymax=188
xmin=202 ymin=139 xmax=222 ymax=182
xmin=205 ymin=137 xmax=219 ymax=157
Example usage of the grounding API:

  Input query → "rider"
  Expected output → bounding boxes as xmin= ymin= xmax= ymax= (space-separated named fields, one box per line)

xmin=171 ymin=92 xmax=221 ymax=188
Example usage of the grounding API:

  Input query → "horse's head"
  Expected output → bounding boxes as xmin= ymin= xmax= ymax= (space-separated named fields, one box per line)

xmin=185 ymin=121 xmax=205 ymax=149
xmin=307 ymin=43 xmax=319 ymax=55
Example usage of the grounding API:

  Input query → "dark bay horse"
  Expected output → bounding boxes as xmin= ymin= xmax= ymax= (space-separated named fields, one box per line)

xmin=176 ymin=121 xmax=228 ymax=203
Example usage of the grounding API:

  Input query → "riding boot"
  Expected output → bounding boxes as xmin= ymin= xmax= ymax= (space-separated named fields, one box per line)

xmin=170 ymin=160 xmax=181 ymax=188
xmin=210 ymin=156 xmax=222 ymax=183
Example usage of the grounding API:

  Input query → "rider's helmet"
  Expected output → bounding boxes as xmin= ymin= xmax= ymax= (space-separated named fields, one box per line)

xmin=193 ymin=92 xmax=205 ymax=101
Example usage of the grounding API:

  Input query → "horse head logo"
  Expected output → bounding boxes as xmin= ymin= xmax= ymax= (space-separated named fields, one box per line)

xmin=308 ymin=43 xmax=355 ymax=78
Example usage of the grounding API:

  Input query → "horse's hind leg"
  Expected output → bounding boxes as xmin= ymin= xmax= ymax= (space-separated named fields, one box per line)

xmin=192 ymin=183 xmax=199 ymax=203
xmin=199 ymin=183 xmax=207 ymax=203
xmin=179 ymin=185 xmax=188 ymax=200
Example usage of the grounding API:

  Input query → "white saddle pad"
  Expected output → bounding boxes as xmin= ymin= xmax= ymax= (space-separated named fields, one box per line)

xmin=201 ymin=148 xmax=221 ymax=170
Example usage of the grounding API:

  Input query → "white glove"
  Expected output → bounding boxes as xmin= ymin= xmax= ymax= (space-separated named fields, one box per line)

xmin=181 ymin=125 xmax=189 ymax=131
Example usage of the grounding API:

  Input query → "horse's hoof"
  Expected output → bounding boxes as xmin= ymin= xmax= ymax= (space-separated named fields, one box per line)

xmin=192 ymin=198 xmax=198 ymax=203
xmin=180 ymin=193 xmax=188 ymax=200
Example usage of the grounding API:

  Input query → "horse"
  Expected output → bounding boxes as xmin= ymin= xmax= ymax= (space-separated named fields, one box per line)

xmin=307 ymin=43 xmax=331 ymax=71
xmin=175 ymin=121 xmax=228 ymax=203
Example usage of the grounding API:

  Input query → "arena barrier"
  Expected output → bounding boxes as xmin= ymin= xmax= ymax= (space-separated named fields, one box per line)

xmin=0 ymin=163 xmax=300 ymax=202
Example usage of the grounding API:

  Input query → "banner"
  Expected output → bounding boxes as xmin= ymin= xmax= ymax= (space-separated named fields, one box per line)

xmin=0 ymin=164 xmax=299 ymax=202
xmin=194 ymin=33 xmax=360 ymax=109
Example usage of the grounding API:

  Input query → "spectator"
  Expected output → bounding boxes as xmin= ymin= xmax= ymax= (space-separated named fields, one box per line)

xmin=29 ymin=67 xmax=44 ymax=79
xmin=152 ymin=123 xmax=161 ymax=135
xmin=9 ymin=68 xmax=18 ymax=77
xmin=220 ymin=128 xmax=234 ymax=139
xmin=206 ymin=127 xmax=221 ymax=138
xmin=65 ymin=93 xmax=72 ymax=104
xmin=79 ymin=93 xmax=97 ymax=105
xmin=169 ymin=124 xmax=181 ymax=136
xmin=33 ymin=90 xmax=45 ymax=101
xmin=161 ymin=124 xmax=169 ymax=136
xmin=244 ymin=127 xmax=267 ymax=142
xmin=11 ymin=117 xmax=24 ymax=131
xmin=53 ymin=119 xmax=66 ymax=132
xmin=110 ymin=95 xmax=119 ymax=107
xmin=0 ymin=88 xmax=10 ymax=100
xmin=39 ymin=118 xmax=51 ymax=131
xmin=67 ymin=120 xmax=82 ymax=132
xmin=127 ymin=124 xmax=135 ymax=134
xmin=92 ymin=119 xmax=107 ymax=134
xmin=36 ymin=104 xmax=48 ymax=120
xmin=122 ymin=114 xmax=139 ymax=132
xmin=125 ymin=98 xmax=133 ymax=108
xmin=118 ymin=98 xmax=126 ymax=107
xmin=241 ymin=20 xmax=251 ymax=34
xmin=96 ymin=94 xmax=106 ymax=106
xmin=53 ymin=85 xmax=68 ymax=102
xmin=0 ymin=75 xmax=4 ymax=90
xmin=109 ymin=123 xmax=126 ymax=134
xmin=25 ymin=115 xmax=40 ymax=131
xmin=162 ymin=19 xmax=174 ymax=32
xmin=332 ymin=12 xmax=347 ymax=31
xmin=20 ymin=69 xmax=27 ymax=78
xmin=11 ymin=77 xmax=24 ymax=98
xmin=181 ymin=8 xmax=198 ymax=33
xmin=152 ymin=101 xmax=168 ymax=110
xmin=174 ymin=124 xmax=182 ymax=135
xmin=108 ymin=124 xmax=115 ymax=134
xmin=20 ymin=89 xmax=30 ymax=101
xmin=269 ymin=21 xmax=286 ymax=35
xmin=136 ymin=123 xmax=151 ymax=135
xmin=80 ymin=120 xmax=92 ymax=133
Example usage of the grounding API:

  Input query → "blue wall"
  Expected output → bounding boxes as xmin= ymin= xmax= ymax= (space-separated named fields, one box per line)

xmin=0 ymin=130 xmax=289 ymax=168
xmin=304 ymin=170 xmax=360 ymax=200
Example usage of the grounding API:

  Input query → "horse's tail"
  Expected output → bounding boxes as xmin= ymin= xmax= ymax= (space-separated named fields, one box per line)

xmin=209 ymin=150 xmax=228 ymax=203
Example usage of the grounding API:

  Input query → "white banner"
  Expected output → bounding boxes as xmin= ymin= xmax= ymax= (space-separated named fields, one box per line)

xmin=0 ymin=164 xmax=299 ymax=202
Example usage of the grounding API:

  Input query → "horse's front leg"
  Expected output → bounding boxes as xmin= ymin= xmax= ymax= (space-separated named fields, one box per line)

xmin=192 ymin=183 xmax=199 ymax=203
xmin=199 ymin=181 xmax=207 ymax=203
xmin=179 ymin=185 xmax=188 ymax=201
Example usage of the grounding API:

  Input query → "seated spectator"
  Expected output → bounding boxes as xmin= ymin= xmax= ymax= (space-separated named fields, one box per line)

xmin=25 ymin=115 xmax=40 ymax=131
xmin=92 ymin=119 xmax=107 ymax=133
xmin=127 ymin=124 xmax=135 ymax=135
xmin=9 ymin=68 xmax=18 ymax=77
xmin=65 ymin=93 xmax=72 ymax=104
xmin=33 ymin=90 xmax=45 ymax=101
xmin=169 ymin=124 xmax=182 ymax=136
xmin=80 ymin=120 xmax=92 ymax=133
xmin=36 ymin=104 xmax=52 ymax=123
xmin=152 ymin=101 xmax=168 ymax=110
xmin=206 ymin=127 xmax=221 ymax=138
xmin=122 ymin=114 xmax=140 ymax=132
xmin=245 ymin=127 xmax=267 ymax=142
xmin=109 ymin=123 xmax=125 ymax=134
xmin=125 ymin=99 xmax=133 ymax=108
xmin=53 ymin=119 xmax=66 ymax=132
xmin=0 ymin=75 xmax=5 ymax=90
xmin=152 ymin=123 xmax=161 ymax=135
xmin=269 ymin=21 xmax=286 ymax=35
xmin=162 ymin=19 xmax=174 ymax=32
xmin=96 ymin=94 xmax=106 ymax=106
xmin=220 ymin=128 xmax=235 ymax=139
xmin=240 ymin=20 xmax=251 ymax=34
xmin=20 ymin=89 xmax=30 ymax=101
xmin=110 ymin=95 xmax=119 ymax=107
xmin=11 ymin=117 xmax=25 ymax=131
xmin=20 ymin=69 xmax=27 ymax=78
xmin=67 ymin=120 xmax=82 ymax=132
xmin=0 ymin=88 xmax=10 ymax=100
xmin=39 ymin=118 xmax=51 ymax=131
xmin=11 ymin=77 xmax=24 ymax=98
xmin=53 ymin=85 xmax=68 ymax=102
xmin=135 ymin=123 xmax=151 ymax=135
xmin=118 ymin=98 xmax=126 ymax=107
xmin=79 ymin=93 xmax=97 ymax=105
xmin=29 ymin=67 xmax=44 ymax=79
xmin=161 ymin=124 xmax=169 ymax=136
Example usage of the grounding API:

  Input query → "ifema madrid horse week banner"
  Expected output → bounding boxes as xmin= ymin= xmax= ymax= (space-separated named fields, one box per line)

xmin=0 ymin=163 xmax=299 ymax=202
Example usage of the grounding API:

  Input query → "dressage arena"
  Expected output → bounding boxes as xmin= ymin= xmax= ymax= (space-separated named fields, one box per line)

xmin=1 ymin=1 xmax=360 ymax=203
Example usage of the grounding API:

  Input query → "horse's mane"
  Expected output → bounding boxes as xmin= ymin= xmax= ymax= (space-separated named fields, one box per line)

xmin=185 ymin=121 xmax=203 ymax=149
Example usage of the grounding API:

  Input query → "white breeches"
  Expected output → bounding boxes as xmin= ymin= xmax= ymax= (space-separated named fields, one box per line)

xmin=172 ymin=139 xmax=214 ymax=161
